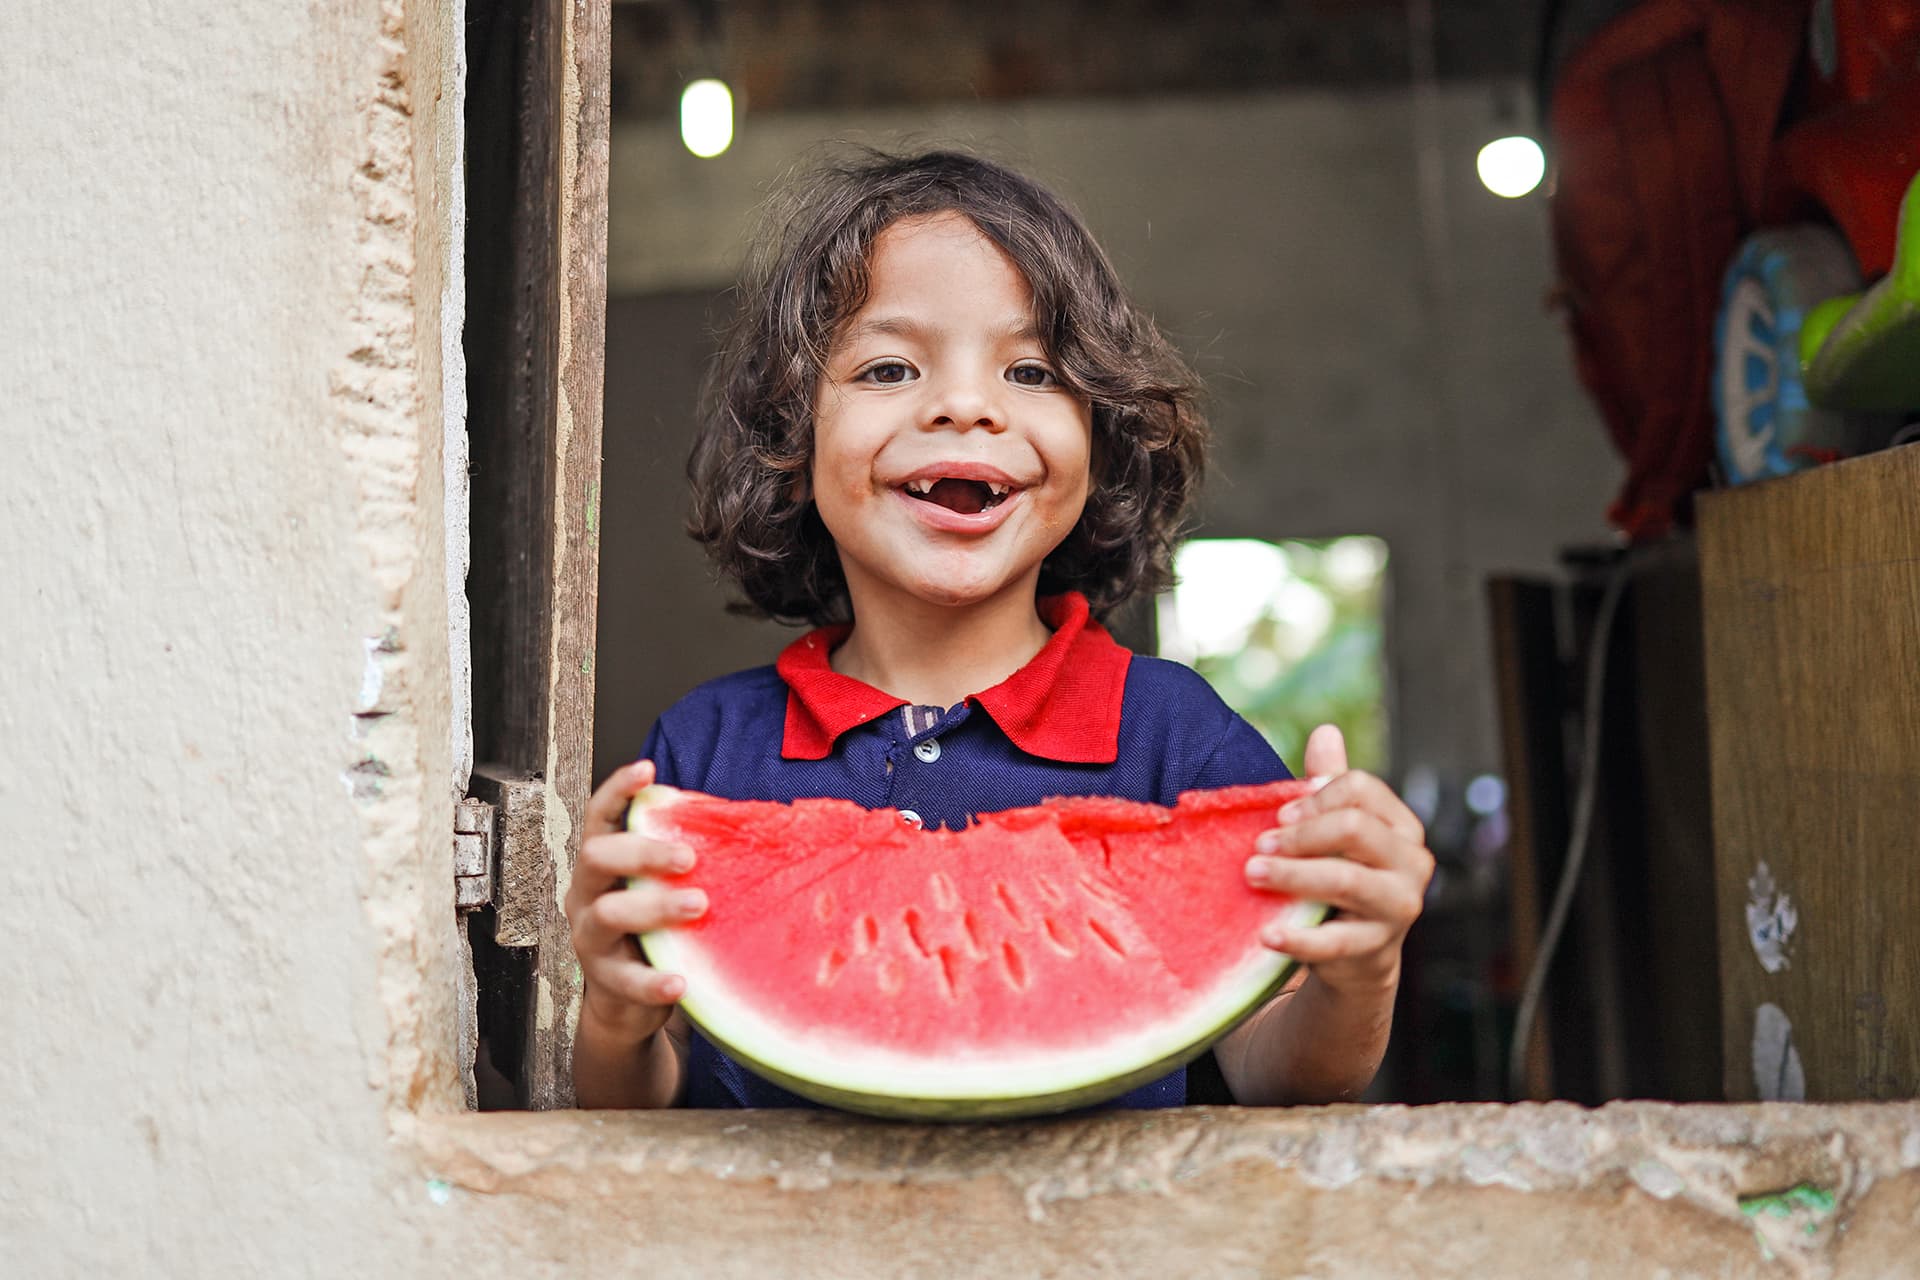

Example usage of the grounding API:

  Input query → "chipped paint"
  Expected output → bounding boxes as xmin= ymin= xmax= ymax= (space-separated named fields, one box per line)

xmin=536 ymin=979 xmax=556 ymax=1032
xmin=1753 ymin=1002 xmax=1808 ymax=1102
xmin=1741 ymin=1184 xmax=1836 ymax=1260
xmin=1745 ymin=861 xmax=1798 ymax=973
xmin=1630 ymin=1159 xmax=1687 ymax=1200
xmin=545 ymin=775 xmax=575 ymax=900
xmin=346 ymin=755 xmax=392 ymax=801
xmin=1740 ymin=1183 xmax=1836 ymax=1220
xmin=359 ymin=637 xmax=386 ymax=711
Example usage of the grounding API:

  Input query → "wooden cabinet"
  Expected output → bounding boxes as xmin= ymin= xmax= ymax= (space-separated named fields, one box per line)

xmin=1698 ymin=446 xmax=1920 ymax=1100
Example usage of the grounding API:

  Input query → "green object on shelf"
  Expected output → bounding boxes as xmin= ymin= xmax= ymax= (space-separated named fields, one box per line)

xmin=1801 ymin=170 xmax=1920 ymax=412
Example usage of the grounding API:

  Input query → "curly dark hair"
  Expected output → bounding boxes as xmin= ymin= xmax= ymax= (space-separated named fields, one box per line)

xmin=688 ymin=148 xmax=1208 ymax=627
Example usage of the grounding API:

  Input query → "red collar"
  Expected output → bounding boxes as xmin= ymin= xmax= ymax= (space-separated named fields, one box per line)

xmin=775 ymin=592 xmax=1132 ymax=763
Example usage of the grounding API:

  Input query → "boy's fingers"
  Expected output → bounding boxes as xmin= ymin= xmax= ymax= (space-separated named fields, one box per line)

xmin=1260 ymin=918 xmax=1394 ymax=964
xmin=1256 ymin=806 xmax=1407 ymax=870
xmin=592 ymin=958 xmax=687 ymax=1009
xmin=575 ymin=830 xmax=697 ymax=883
xmin=1278 ymin=769 xmax=1425 ymax=847
xmin=566 ymin=835 xmax=693 ymax=924
xmin=1245 ymin=853 xmax=1423 ymax=927
xmin=1300 ymin=723 xmax=1348 ymax=780
xmin=584 ymin=881 xmax=708 ymax=938
xmin=583 ymin=759 xmax=656 ymax=837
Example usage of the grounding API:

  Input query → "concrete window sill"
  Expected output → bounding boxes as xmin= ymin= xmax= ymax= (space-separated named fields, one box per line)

xmin=411 ymin=1101 xmax=1920 ymax=1275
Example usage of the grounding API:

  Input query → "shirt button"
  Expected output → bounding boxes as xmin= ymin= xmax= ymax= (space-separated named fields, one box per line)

xmin=897 ymin=809 xmax=924 ymax=829
xmin=913 ymin=739 xmax=942 ymax=764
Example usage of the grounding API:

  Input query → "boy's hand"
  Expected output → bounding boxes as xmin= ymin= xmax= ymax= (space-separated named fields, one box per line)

xmin=1243 ymin=725 xmax=1433 ymax=995
xmin=565 ymin=760 xmax=707 ymax=1045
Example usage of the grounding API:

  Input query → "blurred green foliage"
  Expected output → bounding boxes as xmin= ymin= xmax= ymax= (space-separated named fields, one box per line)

xmin=1179 ymin=538 xmax=1388 ymax=775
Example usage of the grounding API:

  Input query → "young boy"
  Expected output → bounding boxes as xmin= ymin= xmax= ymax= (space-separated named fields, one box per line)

xmin=566 ymin=151 xmax=1432 ymax=1111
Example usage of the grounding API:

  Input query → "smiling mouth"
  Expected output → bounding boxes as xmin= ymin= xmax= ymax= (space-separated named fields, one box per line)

xmin=901 ymin=477 xmax=1014 ymax=515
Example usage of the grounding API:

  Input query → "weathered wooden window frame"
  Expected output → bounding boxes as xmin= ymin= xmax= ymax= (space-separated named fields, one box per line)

xmin=410 ymin=0 xmax=1920 ymax=1268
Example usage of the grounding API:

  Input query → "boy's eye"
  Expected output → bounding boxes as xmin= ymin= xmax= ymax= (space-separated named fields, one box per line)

xmin=1008 ymin=363 xmax=1056 ymax=388
xmin=858 ymin=360 xmax=915 ymax=385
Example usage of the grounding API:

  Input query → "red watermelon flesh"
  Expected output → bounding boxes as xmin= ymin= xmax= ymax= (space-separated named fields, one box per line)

xmin=629 ymin=779 xmax=1324 ymax=1119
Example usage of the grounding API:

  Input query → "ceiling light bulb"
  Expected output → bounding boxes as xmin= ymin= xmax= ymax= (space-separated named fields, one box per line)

xmin=681 ymin=79 xmax=733 ymax=158
xmin=1476 ymin=135 xmax=1545 ymax=199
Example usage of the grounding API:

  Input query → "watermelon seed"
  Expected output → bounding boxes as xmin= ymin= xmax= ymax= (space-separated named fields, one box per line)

xmin=961 ymin=911 xmax=985 ymax=957
xmin=1076 ymin=870 xmax=1126 ymax=907
xmin=1087 ymin=917 xmax=1128 ymax=958
xmin=854 ymin=914 xmax=880 ymax=954
xmin=929 ymin=871 xmax=959 ymax=911
xmin=813 ymin=890 xmax=836 ymax=923
xmin=877 ymin=957 xmax=904 ymax=995
xmin=994 ymin=882 xmax=1028 ymax=928
xmin=1001 ymin=941 xmax=1029 ymax=990
xmin=1032 ymin=874 xmax=1066 ymax=907
xmin=937 ymin=946 xmax=961 ymax=998
xmin=816 ymin=947 xmax=847 ymax=988
xmin=1043 ymin=917 xmax=1078 ymax=957
xmin=902 ymin=908 xmax=932 ymax=959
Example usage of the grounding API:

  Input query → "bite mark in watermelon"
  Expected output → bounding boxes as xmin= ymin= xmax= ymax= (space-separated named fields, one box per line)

xmin=627 ymin=779 xmax=1325 ymax=1120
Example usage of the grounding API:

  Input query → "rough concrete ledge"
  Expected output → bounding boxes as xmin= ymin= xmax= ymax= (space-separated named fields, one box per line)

xmin=412 ymin=1103 xmax=1920 ymax=1277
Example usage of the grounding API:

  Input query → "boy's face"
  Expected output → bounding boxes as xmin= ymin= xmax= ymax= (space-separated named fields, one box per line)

xmin=811 ymin=211 xmax=1093 ymax=619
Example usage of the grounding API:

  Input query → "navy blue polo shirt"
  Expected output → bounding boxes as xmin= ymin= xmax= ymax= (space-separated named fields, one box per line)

xmin=639 ymin=592 xmax=1290 ymax=1111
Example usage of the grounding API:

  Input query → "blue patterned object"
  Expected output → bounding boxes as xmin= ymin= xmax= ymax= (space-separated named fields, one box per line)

xmin=1713 ymin=226 xmax=1868 ymax=484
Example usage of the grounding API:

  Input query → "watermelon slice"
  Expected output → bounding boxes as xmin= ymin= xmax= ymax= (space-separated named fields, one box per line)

xmin=627 ymin=780 xmax=1326 ymax=1119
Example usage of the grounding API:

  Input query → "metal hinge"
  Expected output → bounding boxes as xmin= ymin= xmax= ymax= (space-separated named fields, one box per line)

xmin=452 ymin=764 xmax=549 ymax=943
xmin=454 ymin=797 xmax=496 ymax=912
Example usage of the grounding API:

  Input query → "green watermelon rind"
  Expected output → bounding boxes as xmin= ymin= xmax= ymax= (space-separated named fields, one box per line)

xmin=627 ymin=786 xmax=1329 ymax=1121
xmin=657 ymin=912 xmax=1323 ymax=1120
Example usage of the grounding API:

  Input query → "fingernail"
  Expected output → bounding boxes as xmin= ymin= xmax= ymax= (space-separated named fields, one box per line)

xmin=1255 ymin=830 xmax=1285 ymax=855
xmin=1263 ymin=926 xmax=1288 ymax=950
xmin=671 ymin=889 xmax=707 ymax=918
xmin=661 ymin=974 xmax=686 ymax=1000
xmin=668 ymin=846 xmax=696 ymax=873
xmin=1277 ymin=799 xmax=1305 ymax=824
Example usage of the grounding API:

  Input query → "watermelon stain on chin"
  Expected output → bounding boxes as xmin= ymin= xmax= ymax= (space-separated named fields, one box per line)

xmin=627 ymin=779 xmax=1326 ymax=1119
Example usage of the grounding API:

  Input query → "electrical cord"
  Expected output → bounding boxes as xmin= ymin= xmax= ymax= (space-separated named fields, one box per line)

xmin=1506 ymin=551 xmax=1634 ymax=1100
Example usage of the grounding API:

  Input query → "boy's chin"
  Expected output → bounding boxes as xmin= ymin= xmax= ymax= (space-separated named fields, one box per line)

xmin=893 ymin=573 xmax=1034 ymax=612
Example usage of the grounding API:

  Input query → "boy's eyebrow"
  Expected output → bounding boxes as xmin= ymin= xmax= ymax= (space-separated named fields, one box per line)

xmin=839 ymin=314 xmax=1044 ymax=344
xmin=840 ymin=315 xmax=924 ymax=343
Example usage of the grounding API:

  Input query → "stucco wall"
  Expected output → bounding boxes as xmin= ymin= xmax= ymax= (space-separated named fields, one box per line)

xmin=4 ymin=3 xmax=1918 ymax=1276
xmin=0 ymin=0 xmax=467 ymax=1268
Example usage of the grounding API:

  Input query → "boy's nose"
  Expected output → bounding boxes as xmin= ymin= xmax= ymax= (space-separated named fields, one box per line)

xmin=925 ymin=371 xmax=1006 ymax=432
